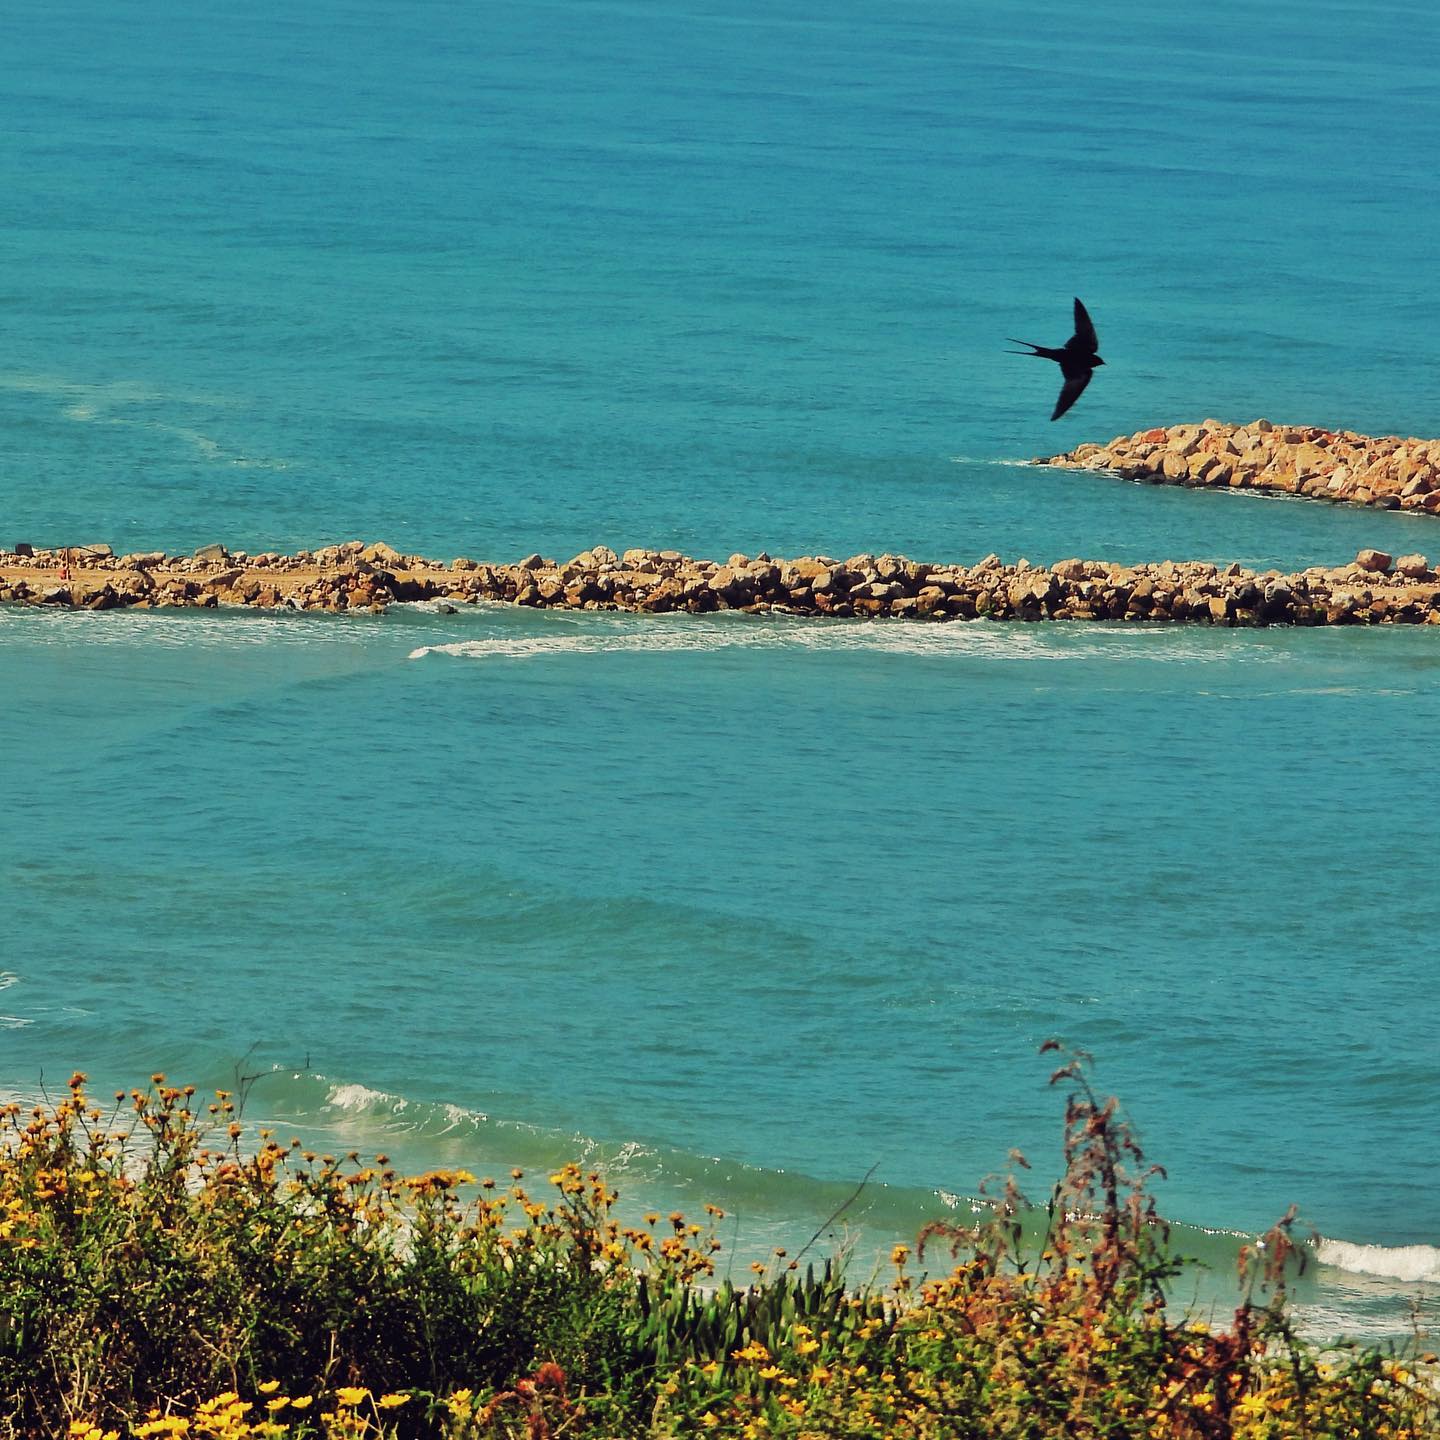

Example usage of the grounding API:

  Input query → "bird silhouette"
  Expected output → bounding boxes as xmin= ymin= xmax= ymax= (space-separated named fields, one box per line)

xmin=1008 ymin=298 xmax=1104 ymax=420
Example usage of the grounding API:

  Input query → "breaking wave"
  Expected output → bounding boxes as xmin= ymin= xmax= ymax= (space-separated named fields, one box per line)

xmin=1314 ymin=1237 xmax=1440 ymax=1284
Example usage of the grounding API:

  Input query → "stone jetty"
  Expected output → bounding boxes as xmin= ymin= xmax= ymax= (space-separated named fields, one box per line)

xmin=5 ymin=539 xmax=1440 ymax=626
xmin=1041 ymin=418 xmax=1440 ymax=513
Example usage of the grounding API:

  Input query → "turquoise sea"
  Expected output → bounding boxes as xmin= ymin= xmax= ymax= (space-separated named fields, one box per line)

xmin=3 ymin=0 xmax=1439 ymax=1339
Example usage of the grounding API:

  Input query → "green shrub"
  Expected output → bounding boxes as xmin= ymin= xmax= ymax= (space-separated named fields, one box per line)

xmin=2 ymin=1058 xmax=1435 ymax=1438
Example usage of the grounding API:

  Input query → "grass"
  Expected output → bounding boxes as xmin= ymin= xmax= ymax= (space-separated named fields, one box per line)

xmin=1 ymin=1050 xmax=1435 ymax=1438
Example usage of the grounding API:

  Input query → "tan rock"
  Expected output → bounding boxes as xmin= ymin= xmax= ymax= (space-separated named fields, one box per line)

xmin=707 ymin=567 xmax=747 ymax=601
xmin=855 ymin=580 xmax=900 ymax=601
xmin=1355 ymin=549 xmax=1392 ymax=574
xmin=782 ymin=557 xmax=827 ymax=582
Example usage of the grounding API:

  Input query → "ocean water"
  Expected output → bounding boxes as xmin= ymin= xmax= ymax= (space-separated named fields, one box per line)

xmin=3 ymin=0 xmax=1439 ymax=1340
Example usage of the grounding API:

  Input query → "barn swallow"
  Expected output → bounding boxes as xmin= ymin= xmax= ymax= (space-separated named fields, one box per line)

xmin=1008 ymin=298 xmax=1104 ymax=420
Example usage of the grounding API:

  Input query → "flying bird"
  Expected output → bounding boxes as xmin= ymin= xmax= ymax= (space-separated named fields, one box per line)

xmin=1008 ymin=298 xmax=1105 ymax=421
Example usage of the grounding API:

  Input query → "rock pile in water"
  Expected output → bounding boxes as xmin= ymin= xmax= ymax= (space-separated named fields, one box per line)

xmin=1041 ymin=418 xmax=1440 ymax=512
xmin=5 ymin=540 xmax=1440 ymax=626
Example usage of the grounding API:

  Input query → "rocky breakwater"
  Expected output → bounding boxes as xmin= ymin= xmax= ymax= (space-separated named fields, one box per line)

xmin=1041 ymin=418 xmax=1440 ymax=513
xmin=6 ymin=540 xmax=1440 ymax=626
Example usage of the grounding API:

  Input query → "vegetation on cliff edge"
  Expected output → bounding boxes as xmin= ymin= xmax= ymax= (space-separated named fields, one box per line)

xmin=1 ymin=1052 xmax=1434 ymax=1438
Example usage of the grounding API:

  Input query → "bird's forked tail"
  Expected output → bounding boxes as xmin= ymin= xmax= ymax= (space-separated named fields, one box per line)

xmin=1005 ymin=339 xmax=1063 ymax=359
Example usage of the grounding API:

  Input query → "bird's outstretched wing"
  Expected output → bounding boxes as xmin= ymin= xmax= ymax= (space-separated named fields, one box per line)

xmin=1071 ymin=297 xmax=1098 ymax=351
xmin=1051 ymin=369 xmax=1092 ymax=421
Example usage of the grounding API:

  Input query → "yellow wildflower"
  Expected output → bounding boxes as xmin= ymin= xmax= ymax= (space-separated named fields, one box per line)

xmin=335 ymin=1386 xmax=368 ymax=1407
xmin=378 ymin=1393 xmax=410 ymax=1408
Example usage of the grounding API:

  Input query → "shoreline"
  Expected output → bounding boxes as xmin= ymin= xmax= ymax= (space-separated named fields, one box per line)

xmin=5 ymin=538 xmax=1440 ymax=626
xmin=1041 ymin=418 xmax=1440 ymax=513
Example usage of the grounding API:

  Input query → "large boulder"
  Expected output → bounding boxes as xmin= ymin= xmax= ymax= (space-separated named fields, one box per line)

xmin=707 ymin=567 xmax=750 ymax=604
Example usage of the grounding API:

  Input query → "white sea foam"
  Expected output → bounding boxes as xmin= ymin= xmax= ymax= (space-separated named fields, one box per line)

xmin=0 ymin=606 xmax=387 ymax=652
xmin=608 ymin=1140 xmax=657 ymax=1169
xmin=325 ymin=1082 xmax=410 ymax=1114
xmin=408 ymin=614 xmax=1268 ymax=666
xmin=1314 ymin=1237 xmax=1440 ymax=1284
xmin=441 ymin=1102 xmax=489 ymax=1131
xmin=948 ymin=456 xmax=1044 ymax=468
xmin=321 ymin=1082 xmax=491 ymax=1132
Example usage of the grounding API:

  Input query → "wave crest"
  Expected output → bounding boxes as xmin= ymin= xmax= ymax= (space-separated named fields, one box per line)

xmin=1314 ymin=1237 xmax=1440 ymax=1284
